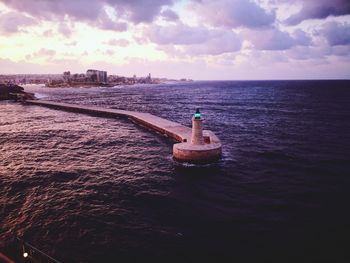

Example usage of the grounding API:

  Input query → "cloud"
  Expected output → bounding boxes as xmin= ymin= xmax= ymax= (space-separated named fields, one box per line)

xmin=0 ymin=12 xmax=37 ymax=34
xmin=28 ymin=48 xmax=56 ymax=60
xmin=106 ymin=38 xmax=130 ymax=47
xmin=284 ymin=0 xmax=350 ymax=25
xmin=190 ymin=0 xmax=275 ymax=29
xmin=0 ymin=1 xmax=129 ymax=32
xmin=42 ymin=29 xmax=53 ymax=37
xmin=58 ymin=22 xmax=73 ymax=38
xmin=105 ymin=49 xmax=115 ymax=56
xmin=319 ymin=21 xmax=350 ymax=46
xmin=3 ymin=57 xmax=84 ymax=74
xmin=0 ymin=0 xmax=175 ymax=28
xmin=292 ymin=29 xmax=312 ymax=46
xmin=160 ymin=9 xmax=179 ymax=21
xmin=286 ymin=45 xmax=330 ymax=60
xmin=146 ymin=23 xmax=211 ymax=45
xmin=106 ymin=0 xmax=175 ymax=24
xmin=146 ymin=23 xmax=242 ymax=55
xmin=286 ymin=41 xmax=350 ymax=61
xmin=38 ymin=48 xmax=56 ymax=57
xmin=183 ymin=31 xmax=242 ymax=55
xmin=0 ymin=58 xmax=41 ymax=73
xmin=243 ymin=28 xmax=312 ymax=50
xmin=95 ymin=10 xmax=128 ymax=31
xmin=0 ymin=0 xmax=103 ymax=21
xmin=65 ymin=41 xmax=78 ymax=46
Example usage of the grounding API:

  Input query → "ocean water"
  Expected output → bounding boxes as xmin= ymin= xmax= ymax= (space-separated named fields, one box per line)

xmin=1 ymin=80 xmax=350 ymax=262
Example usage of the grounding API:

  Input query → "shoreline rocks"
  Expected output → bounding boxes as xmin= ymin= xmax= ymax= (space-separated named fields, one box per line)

xmin=0 ymin=84 xmax=35 ymax=101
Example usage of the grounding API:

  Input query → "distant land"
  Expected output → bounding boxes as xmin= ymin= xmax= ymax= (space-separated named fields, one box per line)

xmin=0 ymin=69 xmax=193 ymax=88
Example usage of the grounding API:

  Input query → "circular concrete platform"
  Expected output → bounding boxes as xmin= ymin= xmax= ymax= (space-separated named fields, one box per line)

xmin=173 ymin=142 xmax=222 ymax=163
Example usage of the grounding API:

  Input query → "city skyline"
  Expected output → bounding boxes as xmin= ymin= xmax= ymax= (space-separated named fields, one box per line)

xmin=0 ymin=0 xmax=349 ymax=80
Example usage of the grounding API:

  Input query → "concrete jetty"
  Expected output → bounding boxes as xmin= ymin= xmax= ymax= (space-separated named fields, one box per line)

xmin=26 ymin=100 xmax=222 ymax=163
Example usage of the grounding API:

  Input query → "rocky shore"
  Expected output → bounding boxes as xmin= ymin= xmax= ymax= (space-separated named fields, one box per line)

xmin=0 ymin=84 xmax=35 ymax=101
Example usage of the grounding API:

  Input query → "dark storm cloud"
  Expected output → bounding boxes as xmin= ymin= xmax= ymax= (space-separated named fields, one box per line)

xmin=284 ymin=0 xmax=350 ymax=25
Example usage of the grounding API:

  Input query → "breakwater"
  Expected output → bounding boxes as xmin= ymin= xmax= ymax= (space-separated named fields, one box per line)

xmin=26 ymin=100 xmax=222 ymax=162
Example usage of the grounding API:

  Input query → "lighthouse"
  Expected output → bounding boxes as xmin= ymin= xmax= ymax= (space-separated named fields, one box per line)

xmin=173 ymin=108 xmax=222 ymax=163
xmin=191 ymin=108 xmax=205 ymax=145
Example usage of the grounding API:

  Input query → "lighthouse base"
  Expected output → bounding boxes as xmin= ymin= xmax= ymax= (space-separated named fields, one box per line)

xmin=173 ymin=130 xmax=222 ymax=163
xmin=173 ymin=142 xmax=222 ymax=163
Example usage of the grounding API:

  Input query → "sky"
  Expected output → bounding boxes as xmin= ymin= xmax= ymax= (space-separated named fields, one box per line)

xmin=0 ymin=0 xmax=349 ymax=80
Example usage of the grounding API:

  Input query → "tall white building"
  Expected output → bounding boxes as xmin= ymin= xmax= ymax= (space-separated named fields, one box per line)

xmin=86 ymin=69 xmax=107 ymax=83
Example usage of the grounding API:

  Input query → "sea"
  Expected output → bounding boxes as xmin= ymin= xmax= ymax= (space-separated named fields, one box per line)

xmin=1 ymin=80 xmax=350 ymax=262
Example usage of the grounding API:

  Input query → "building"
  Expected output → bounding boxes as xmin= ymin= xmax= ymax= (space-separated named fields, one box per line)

xmin=86 ymin=69 xmax=107 ymax=83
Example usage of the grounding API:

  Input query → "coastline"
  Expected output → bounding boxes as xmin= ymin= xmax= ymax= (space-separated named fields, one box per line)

xmin=42 ymin=80 xmax=193 ymax=89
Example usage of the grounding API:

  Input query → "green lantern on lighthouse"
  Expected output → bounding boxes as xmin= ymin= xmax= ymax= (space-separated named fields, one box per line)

xmin=194 ymin=108 xmax=201 ymax=119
